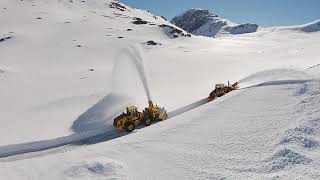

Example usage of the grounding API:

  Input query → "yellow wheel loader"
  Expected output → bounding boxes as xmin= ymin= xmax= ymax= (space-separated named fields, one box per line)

xmin=113 ymin=101 xmax=168 ymax=132
xmin=209 ymin=81 xmax=239 ymax=99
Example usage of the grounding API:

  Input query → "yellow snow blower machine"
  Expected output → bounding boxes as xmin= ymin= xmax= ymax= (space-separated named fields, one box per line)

xmin=113 ymin=101 xmax=168 ymax=132
xmin=209 ymin=81 xmax=239 ymax=99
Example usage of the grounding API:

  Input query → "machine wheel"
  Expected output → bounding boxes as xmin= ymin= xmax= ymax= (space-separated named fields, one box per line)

xmin=143 ymin=118 xmax=152 ymax=126
xmin=124 ymin=121 xmax=135 ymax=132
xmin=161 ymin=113 xmax=168 ymax=121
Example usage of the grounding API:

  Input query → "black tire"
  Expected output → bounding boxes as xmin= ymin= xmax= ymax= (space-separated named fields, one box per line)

xmin=143 ymin=118 xmax=152 ymax=126
xmin=124 ymin=121 xmax=135 ymax=132
xmin=155 ymin=114 xmax=160 ymax=121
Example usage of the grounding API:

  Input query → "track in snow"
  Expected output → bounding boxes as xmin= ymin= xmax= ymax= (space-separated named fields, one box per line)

xmin=0 ymin=70 xmax=313 ymax=159
xmin=307 ymin=64 xmax=320 ymax=70
xmin=0 ymin=98 xmax=213 ymax=159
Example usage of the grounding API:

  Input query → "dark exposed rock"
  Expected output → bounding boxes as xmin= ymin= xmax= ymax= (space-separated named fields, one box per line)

xmin=102 ymin=15 xmax=113 ymax=18
xmin=159 ymin=24 xmax=191 ymax=38
xmin=224 ymin=23 xmax=259 ymax=34
xmin=0 ymin=36 xmax=12 ymax=42
xmin=171 ymin=9 xmax=258 ymax=37
xmin=109 ymin=2 xmax=126 ymax=12
xmin=161 ymin=16 xmax=167 ymax=21
xmin=132 ymin=17 xmax=148 ymax=25
xmin=147 ymin=40 xmax=158 ymax=45
xmin=126 ymin=28 xmax=133 ymax=31
xmin=172 ymin=9 xmax=215 ymax=33
xmin=113 ymin=13 xmax=129 ymax=18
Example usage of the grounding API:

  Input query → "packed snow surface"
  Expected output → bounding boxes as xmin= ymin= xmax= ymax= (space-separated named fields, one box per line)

xmin=1 ymin=0 xmax=320 ymax=179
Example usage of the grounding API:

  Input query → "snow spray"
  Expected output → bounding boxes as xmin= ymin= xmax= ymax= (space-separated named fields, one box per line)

xmin=112 ymin=45 xmax=152 ymax=101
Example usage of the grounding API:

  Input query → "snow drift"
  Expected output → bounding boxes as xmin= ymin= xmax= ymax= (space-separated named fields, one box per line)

xmin=302 ymin=20 xmax=320 ymax=32
xmin=263 ymin=19 xmax=320 ymax=33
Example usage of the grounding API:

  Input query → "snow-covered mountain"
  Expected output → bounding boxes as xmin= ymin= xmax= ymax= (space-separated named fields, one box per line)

xmin=171 ymin=9 xmax=259 ymax=37
xmin=1 ymin=0 xmax=320 ymax=179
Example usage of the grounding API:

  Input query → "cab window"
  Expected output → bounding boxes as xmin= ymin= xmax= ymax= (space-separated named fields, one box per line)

xmin=131 ymin=110 xmax=138 ymax=117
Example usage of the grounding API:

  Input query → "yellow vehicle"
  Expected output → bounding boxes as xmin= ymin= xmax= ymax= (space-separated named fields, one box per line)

xmin=113 ymin=101 xmax=168 ymax=132
xmin=209 ymin=81 xmax=239 ymax=99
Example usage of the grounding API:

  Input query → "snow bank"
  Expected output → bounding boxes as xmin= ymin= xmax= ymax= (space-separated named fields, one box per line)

xmin=262 ymin=19 xmax=320 ymax=34
xmin=262 ymin=79 xmax=320 ymax=175
xmin=265 ymin=148 xmax=310 ymax=172
xmin=239 ymin=69 xmax=310 ymax=87
xmin=302 ymin=20 xmax=320 ymax=32
xmin=307 ymin=64 xmax=320 ymax=76
xmin=281 ymin=130 xmax=320 ymax=149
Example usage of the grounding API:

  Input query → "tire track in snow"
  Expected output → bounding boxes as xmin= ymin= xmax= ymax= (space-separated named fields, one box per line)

xmin=0 ymin=98 xmax=213 ymax=159
xmin=307 ymin=64 xmax=320 ymax=70
xmin=0 ymin=70 xmax=313 ymax=159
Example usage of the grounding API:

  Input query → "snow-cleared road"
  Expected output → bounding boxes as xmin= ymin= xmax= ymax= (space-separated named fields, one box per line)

xmin=1 ymin=0 xmax=320 ymax=179
xmin=0 ymin=71 xmax=315 ymax=160
xmin=1 ymin=70 xmax=319 ymax=179
xmin=0 ymin=96 xmax=213 ymax=159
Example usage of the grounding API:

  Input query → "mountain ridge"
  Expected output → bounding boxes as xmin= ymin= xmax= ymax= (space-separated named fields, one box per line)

xmin=171 ymin=9 xmax=259 ymax=37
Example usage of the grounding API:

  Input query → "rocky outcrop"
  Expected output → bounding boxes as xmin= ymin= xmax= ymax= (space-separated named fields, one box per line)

xmin=171 ymin=9 xmax=258 ymax=37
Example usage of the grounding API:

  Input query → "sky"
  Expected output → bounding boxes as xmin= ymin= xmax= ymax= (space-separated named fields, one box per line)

xmin=121 ymin=0 xmax=320 ymax=27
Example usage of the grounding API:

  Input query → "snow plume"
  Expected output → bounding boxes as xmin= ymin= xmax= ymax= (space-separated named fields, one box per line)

xmin=112 ymin=45 xmax=152 ymax=102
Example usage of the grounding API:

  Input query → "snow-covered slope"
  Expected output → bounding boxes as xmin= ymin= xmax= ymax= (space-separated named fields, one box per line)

xmin=171 ymin=9 xmax=259 ymax=37
xmin=1 ymin=0 xmax=320 ymax=179
xmin=1 ymin=70 xmax=320 ymax=180
xmin=302 ymin=20 xmax=320 ymax=32
xmin=261 ymin=19 xmax=320 ymax=33
xmin=0 ymin=0 xmax=190 ymax=145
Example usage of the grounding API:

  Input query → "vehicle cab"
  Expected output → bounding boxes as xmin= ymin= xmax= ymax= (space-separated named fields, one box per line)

xmin=126 ymin=106 xmax=139 ymax=118
xmin=215 ymin=83 xmax=225 ymax=89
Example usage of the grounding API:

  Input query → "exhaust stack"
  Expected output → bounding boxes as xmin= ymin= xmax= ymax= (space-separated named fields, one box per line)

xmin=148 ymin=100 xmax=154 ymax=107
